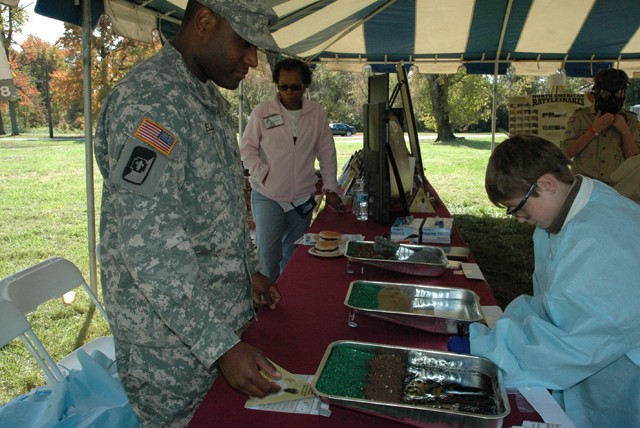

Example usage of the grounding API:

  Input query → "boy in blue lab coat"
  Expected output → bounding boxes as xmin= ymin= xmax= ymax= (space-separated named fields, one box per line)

xmin=471 ymin=135 xmax=640 ymax=427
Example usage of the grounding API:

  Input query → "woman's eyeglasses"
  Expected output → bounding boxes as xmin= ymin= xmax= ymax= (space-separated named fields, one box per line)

xmin=506 ymin=182 xmax=537 ymax=216
xmin=278 ymin=84 xmax=303 ymax=92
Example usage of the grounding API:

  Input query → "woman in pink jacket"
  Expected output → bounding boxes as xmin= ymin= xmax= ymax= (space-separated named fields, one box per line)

xmin=240 ymin=58 xmax=344 ymax=281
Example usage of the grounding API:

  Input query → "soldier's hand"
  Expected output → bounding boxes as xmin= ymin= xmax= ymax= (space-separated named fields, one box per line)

xmin=251 ymin=271 xmax=281 ymax=309
xmin=218 ymin=341 xmax=282 ymax=397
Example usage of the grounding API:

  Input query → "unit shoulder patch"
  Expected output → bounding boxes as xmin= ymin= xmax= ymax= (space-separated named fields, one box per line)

xmin=112 ymin=137 xmax=169 ymax=198
xmin=122 ymin=146 xmax=156 ymax=185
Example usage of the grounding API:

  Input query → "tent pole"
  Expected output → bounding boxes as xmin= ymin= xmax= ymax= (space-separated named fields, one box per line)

xmin=491 ymin=0 xmax=513 ymax=152
xmin=82 ymin=0 xmax=98 ymax=294
xmin=490 ymin=71 xmax=497 ymax=152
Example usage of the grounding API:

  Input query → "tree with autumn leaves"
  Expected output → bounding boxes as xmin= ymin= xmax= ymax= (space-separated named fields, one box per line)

xmin=1 ymin=6 xmax=159 ymax=135
xmin=8 ymin=35 xmax=65 ymax=131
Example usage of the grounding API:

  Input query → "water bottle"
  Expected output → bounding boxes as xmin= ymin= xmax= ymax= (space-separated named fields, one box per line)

xmin=356 ymin=178 xmax=368 ymax=221
xmin=352 ymin=179 xmax=362 ymax=217
xmin=351 ymin=192 xmax=360 ymax=217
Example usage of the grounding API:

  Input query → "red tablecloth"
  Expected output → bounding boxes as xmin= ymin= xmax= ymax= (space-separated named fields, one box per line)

xmin=189 ymin=203 xmax=542 ymax=427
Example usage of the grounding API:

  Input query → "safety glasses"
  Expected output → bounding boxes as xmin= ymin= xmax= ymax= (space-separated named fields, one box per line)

xmin=278 ymin=84 xmax=303 ymax=92
xmin=506 ymin=182 xmax=537 ymax=216
xmin=592 ymin=86 xmax=626 ymax=99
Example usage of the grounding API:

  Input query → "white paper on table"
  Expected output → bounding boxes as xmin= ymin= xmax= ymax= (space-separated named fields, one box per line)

xmin=460 ymin=262 xmax=486 ymax=280
xmin=516 ymin=421 xmax=564 ymax=428
xmin=246 ymin=374 xmax=330 ymax=416
xmin=481 ymin=305 xmax=503 ymax=328
xmin=296 ymin=233 xmax=364 ymax=246
xmin=446 ymin=260 xmax=462 ymax=270
xmin=517 ymin=387 xmax=576 ymax=428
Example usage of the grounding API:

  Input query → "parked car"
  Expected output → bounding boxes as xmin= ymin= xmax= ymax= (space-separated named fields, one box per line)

xmin=330 ymin=123 xmax=357 ymax=136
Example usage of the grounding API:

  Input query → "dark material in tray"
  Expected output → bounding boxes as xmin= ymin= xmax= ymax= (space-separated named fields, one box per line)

xmin=311 ymin=341 xmax=510 ymax=428
xmin=345 ymin=241 xmax=447 ymax=277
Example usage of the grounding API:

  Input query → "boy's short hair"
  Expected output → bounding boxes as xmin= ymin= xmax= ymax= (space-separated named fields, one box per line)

xmin=485 ymin=135 xmax=574 ymax=208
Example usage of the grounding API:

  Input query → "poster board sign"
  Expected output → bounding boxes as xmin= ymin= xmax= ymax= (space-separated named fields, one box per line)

xmin=0 ymin=42 xmax=17 ymax=101
xmin=508 ymin=94 xmax=592 ymax=146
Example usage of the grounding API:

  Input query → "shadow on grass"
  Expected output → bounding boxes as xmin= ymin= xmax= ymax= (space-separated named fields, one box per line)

xmin=0 ymin=137 xmax=85 ymax=149
xmin=453 ymin=213 xmax=535 ymax=309
xmin=434 ymin=138 xmax=494 ymax=151
xmin=74 ymin=303 xmax=96 ymax=351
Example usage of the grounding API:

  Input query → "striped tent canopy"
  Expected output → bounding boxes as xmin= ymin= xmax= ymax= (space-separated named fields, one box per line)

xmin=32 ymin=0 xmax=640 ymax=76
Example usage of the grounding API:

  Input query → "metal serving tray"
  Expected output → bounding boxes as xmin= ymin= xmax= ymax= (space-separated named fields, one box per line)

xmin=345 ymin=241 xmax=447 ymax=277
xmin=345 ymin=280 xmax=484 ymax=335
xmin=311 ymin=341 xmax=510 ymax=428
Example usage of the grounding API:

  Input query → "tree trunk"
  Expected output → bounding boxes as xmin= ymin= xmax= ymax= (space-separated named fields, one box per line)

xmin=426 ymin=74 xmax=457 ymax=141
xmin=0 ymin=111 xmax=5 ymax=135
xmin=9 ymin=100 xmax=19 ymax=135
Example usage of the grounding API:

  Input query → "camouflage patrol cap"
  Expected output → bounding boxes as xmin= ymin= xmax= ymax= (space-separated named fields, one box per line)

xmin=199 ymin=0 xmax=279 ymax=52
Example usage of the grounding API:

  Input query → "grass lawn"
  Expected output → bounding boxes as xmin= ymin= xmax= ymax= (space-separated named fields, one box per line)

xmin=333 ymin=133 xmax=535 ymax=308
xmin=0 ymin=133 xmax=534 ymax=405
xmin=0 ymin=136 xmax=110 ymax=404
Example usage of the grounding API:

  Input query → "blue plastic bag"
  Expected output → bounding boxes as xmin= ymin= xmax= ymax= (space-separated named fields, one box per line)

xmin=0 ymin=349 xmax=139 ymax=427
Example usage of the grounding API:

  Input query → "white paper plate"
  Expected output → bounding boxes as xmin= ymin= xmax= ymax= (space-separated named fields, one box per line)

xmin=308 ymin=247 xmax=344 ymax=258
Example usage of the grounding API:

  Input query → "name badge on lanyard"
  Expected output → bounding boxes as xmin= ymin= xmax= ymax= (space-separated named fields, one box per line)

xmin=264 ymin=114 xmax=284 ymax=129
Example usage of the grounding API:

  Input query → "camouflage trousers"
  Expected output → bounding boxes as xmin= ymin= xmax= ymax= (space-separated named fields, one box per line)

xmin=115 ymin=341 xmax=219 ymax=428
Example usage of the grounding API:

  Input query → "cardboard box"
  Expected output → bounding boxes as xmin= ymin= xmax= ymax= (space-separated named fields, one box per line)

xmin=422 ymin=217 xmax=453 ymax=244
xmin=390 ymin=216 xmax=425 ymax=243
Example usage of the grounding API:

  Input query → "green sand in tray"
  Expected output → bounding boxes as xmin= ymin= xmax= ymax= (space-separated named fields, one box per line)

xmin=347 ymin=282 xmax=383 ymax=309
xmin=315 ymin=345 xmax=501 ymax=416
xmin=314 ymin=345 xmax=372 ymax=398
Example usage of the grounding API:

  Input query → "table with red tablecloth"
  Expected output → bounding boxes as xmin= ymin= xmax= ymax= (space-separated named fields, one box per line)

xmin=189 ymin=193 xmax=543 ymax=427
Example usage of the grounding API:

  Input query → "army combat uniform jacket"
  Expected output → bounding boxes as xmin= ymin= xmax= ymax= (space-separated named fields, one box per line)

xmin=94 ymin=42 xmax=257 ymax=426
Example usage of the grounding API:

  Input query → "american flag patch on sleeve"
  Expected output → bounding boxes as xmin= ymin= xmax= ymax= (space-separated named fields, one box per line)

xmin=134 ymin=117 xmax=178 ymax=156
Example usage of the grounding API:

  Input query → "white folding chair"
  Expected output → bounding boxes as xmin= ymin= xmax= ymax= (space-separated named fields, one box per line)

xmin=0 ymin=257 xmax=115 ymax=379
xmin=1 ymin=298 xmax=139 ymax=427
xmin=0 ymin=299 xmax=64 ymax=385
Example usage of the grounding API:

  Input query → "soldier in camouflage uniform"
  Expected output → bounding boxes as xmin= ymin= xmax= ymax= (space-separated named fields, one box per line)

xmin=562 ymin=68 xmax=640 ymax=203
xmin=94 ymin=1 xmax=282 ymax=426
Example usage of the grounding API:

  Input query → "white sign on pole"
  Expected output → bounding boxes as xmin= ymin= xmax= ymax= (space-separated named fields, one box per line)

xmin=508 ymin=94 xmax=592 ymax=147
xmin=0 ymin=42 xmax=18 ymax=101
